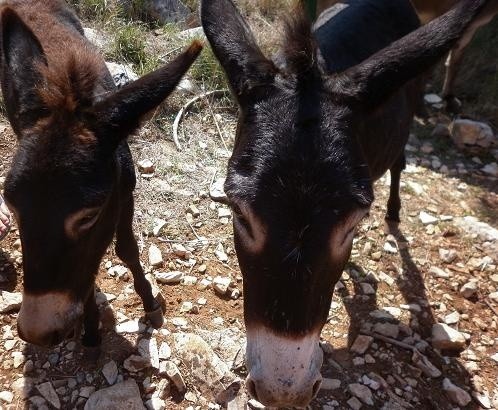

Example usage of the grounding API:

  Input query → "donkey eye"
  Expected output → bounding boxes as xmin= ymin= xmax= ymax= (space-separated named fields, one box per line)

xmin=65 ymin=207 xmax=102 ymax=239
xmin=78 ymin=212 xmax=99 ymax=226
xmin=230 ymin=202 xmax=253 ymax=235
xmin=231 ymin=203 xmax=243 ymax=217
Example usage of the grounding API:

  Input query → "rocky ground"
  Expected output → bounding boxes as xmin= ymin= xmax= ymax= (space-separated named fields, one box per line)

xmin=0 ymin=15 xmax=496 ymax=410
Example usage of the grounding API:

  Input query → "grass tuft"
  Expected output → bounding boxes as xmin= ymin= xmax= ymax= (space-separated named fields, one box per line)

xmin=107 ymin=22 xmax=160 ymax=75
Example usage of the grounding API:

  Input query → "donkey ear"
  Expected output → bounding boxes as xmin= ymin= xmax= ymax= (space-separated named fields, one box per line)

xmin=201 ymin=0 xmax=277 ymax=102
xmin=0 ymin=8 xmax=47 ymax=134
xmin=91 ymin=41 xmax=202 ymax=142
xmin=328 ymin=0 xmax=489 ymax=111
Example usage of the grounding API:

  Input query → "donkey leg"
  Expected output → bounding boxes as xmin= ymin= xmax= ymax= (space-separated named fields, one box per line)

xmin=442 ymin=49 xmax=464 ymax=113
xmin=81 ymin=290 xmax=101 ymax=361
xmin=116 ymin=195 xmax=164 ymax=328
xmin=385 ymin=153 xmax=406 ymax=224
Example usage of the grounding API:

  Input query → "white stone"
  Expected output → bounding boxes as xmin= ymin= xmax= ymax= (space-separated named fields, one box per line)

xmin=146 ymin=397 xmax=166 ymax=410
xmin=429 ymin=266 xmax=450 ymax=279
xmin=419 ymin=211 xmax=438 ymax=225
xmin=473 ymin=391 xmax=492 ymax=409
xmin=383 ymin=307 xmax=401 ymax=318
xmin=378 ymin=271 xmax=395 ymax=286
xmin=180 ymin=301 xmax=193 ymax=313
xmin=79 ymin=386 xmax=96 ymax=398
xmin=348 ymin=383 xmax=374 ymax=406
xmin=84 ymin=379 xmax=145 ymax=410
xmin=158 ymin=342 xmax=171 ymax=360
xmin=449 ymin=119 xmax=495 ymax=149
xmin=406 ymin=180 xmax=424 ymax=195
xmin=159 ymin=361 xmax=186 ymax=394
xmin=431 ymin=323 xmax=466 ymax=350
xmin=107 ymin=265 xmax=128 ymax=277
xmin=439 ymin=248 xmax=458 ymax=264
xmin=350 ymin=335 xmax=373 ymax=355
xmin=12 ymin=351 xmax=24 ymax=368
xmin=424 ymin=94 xmax=442 ymax=104
xmin=444 ymin=311 xmax=460 ymax=325
xmin=138 ymin=338 xmax=160 ymax=369
xmin=460 ymin=281 xmax=478 ymax=299
xmin=181 ymin=275 xmax=198 ymax=285
xmin=321 ymin=378 xmax=341 ymax=390
xmin=102 ymin=361 xmax=118 ymax=385
xmin=106 ymin=62 xmax=138 ymax=88
xmin=412 ymin=350 xmax=442 ymax=378
xmin=360 ymin=283 xmax=375 ymax=295
xmin=0 ymin=291 xmax=22 ymax=313
xmin=210 ymin=178 xmax=227 ymax=202
xmin=36 ymin=382 xmax=60 ymax=409
xmin=116 ymin=320 xmax=145 ymax=334
xmin=123 ymin=355 xmax=150 ymax=372
xmin=347 ymin=396 xmax=362 ymax=410
xmin=171 ymin=317 xmax=188 ymax=327
xmin=138 ymin=159 xmax=155 ymax=174
xmin=155 ymin=271 xmax=183 ymax=285
xmin=482 ymin=162 xmax=498 ymax=177
xmin=373 ymin=322 xmax=399 ymax=339
xmin=172 ymin=333 xmax=233 ymax=394
xmin=489 ymin=292 xmax=498 ymax=302
xmin=84 ymin=27 xmax=107 ymax=49
xmin=0 ymin=391 xmax=13 ymax=404
xmin=455 ymin=216 xmax=498 ymax=242
xmin=214 ymin=244 xmax=229 ymax=262
xmin=148 ymin=245 xmax=163 ymax=267
xmin=213 ymin=276 xmax=231 ymax=295
xmin=442 ymin=378 xmax=471 ymax=407
xmin=152 ymin=218 xmax=167 ymax=236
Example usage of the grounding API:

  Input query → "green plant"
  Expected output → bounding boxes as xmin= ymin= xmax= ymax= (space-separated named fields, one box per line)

xmin=190 ymin=45 xmax=228 ymax=91
xmin=108 ymin=22 xmax=160 ymax=74
xmin=182 ymin=0 xmax=199 ymax=11
xmin=68 ymin=0 xmax=113 ymax=21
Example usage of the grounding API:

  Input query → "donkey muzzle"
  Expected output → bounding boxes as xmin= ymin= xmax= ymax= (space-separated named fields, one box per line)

xmin=17 ymin=291 xmax=83 ymax=347
xmin=245 ymin=326 xmax=323 ymax=408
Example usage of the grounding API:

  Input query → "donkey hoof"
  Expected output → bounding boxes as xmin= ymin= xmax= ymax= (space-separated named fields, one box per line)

xmin=444 ymin=96 xmax=462 ymax=114
xmin=146 ymin=307 xmax=164 ymax=329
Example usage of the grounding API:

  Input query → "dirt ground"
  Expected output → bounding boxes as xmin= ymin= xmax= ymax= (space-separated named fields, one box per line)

xmin=0 ymin=82 xmax=496 ymax=409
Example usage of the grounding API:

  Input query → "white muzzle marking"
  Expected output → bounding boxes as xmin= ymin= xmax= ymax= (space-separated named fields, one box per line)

xmin=18 ymin=291 xmax=83 ymax=347
xmin=245 ymin=326 xmax=323 ymax=408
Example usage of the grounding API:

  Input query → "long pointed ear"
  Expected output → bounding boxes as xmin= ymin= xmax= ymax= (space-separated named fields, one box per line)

xmin=0 ymin=8 xmax=48 ymax=134
xmin=91 ymin=41 xmax=202 ymax=141
xmin=200 ymin=0 xmax=277 ymax=103
xmin=329 ymin=0 xmax=490 ymax=110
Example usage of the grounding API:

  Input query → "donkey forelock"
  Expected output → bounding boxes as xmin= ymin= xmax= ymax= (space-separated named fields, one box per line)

xmin=37 ymin=51 xmax=104 ymax=122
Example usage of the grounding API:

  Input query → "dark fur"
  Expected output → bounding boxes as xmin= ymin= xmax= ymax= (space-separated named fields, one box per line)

xmin=0 ymin=0 xmax=201 ymax=348
xmin=201 ymin=0 xmax=489 ymax=348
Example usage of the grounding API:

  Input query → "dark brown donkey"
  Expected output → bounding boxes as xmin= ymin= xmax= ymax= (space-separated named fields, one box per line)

xmin=201 ymin=0 xmax=489 ymax=407
xmin=316 ymin=0 xmax=498 ymax=110
xmin=0 ymin=0 xmax=201 ymax=349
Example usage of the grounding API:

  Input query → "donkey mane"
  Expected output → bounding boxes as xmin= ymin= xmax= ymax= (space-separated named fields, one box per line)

xmin=2 ymin=0 xmax=108 ymax=130
xmin=280 ymin=3 xmax=319 ymax=77
xmin=37 ymin=49 xmax=104 ymax=120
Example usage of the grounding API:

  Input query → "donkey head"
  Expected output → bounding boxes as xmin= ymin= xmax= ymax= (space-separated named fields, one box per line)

xmin=202 ymin=0 xmax=488 ymax=406
xmin=0 ymin=8 xmax=201 ymax=346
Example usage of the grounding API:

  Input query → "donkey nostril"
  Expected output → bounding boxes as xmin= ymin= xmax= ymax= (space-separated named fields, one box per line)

xmin=246 ymin=378 xmax=258 ymax=401
xmin=312 ymin=379 xmax=322 ymax=398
